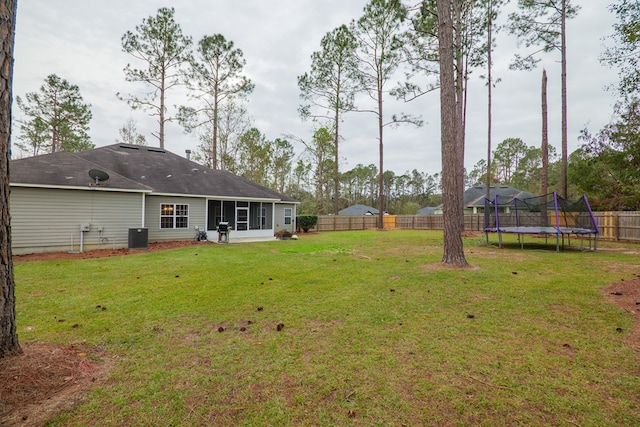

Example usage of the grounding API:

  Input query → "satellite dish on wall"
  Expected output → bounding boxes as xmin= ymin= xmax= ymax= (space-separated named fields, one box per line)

xmin=89 ymin=169 xmax=110 ymax=184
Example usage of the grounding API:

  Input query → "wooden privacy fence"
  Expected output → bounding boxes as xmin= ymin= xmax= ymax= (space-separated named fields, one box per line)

xmin=595 ymin=211 xmax=640 ymax=241
xmin=310 ymin=212 xmax=640 ymax=242
xmin=315 ymin=215 xmax=379 ymax=232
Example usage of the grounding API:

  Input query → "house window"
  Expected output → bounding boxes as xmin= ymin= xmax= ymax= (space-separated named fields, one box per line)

xmin=160 ymin=203 xmax=189 ymax=229
xmin=284 ymin=207 xmax=292 ymax=225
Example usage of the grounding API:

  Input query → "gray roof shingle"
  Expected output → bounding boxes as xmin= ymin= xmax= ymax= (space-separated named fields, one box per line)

xmin=11 ymin=144 xmax=297 ymax=202
xmin=464 ymin=185 xmax=536 ymax=208
xmin=338 ymin=204 xmax=379 ymax=215
xmin=10 ymin=150 xmax=151 ymax=191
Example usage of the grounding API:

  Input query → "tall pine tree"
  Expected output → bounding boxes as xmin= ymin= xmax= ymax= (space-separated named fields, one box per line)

xmin=1 ymin=0 xmax=21 ymax=358
xmin=16 ymin=74 xmax=93 ymax=155
xmin=120 ymin=7 xmax=192 ymax=149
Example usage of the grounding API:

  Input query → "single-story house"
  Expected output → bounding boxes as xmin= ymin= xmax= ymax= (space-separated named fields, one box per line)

xmin=9 ymin=143 xmax=298 ymax=254
xmin=422 ymin=185 xmax=535 ymax=215
xmin=338 ymin=204 xmax=380 ymax=216
xmin=417 ymin=206 xmax=437 ymax=215
xmin=464 ymin=184 xmax=536 ymax=213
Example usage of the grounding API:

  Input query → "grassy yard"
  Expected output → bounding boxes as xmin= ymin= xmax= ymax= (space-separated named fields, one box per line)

xmin=12 ymin=230 xmax=640 ymax=426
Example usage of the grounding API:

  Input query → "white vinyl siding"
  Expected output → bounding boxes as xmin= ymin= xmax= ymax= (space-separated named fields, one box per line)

xmin=10 ymin=187 xmax=144 ymax=254
xmin=11 ymin=186 xmax=295 ymax=253
xmin=274 ymin=203 xmax=296 ymax=233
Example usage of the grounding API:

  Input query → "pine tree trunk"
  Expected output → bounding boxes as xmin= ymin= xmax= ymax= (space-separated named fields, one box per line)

xmin=486 ymin=0 xmax=493 ymax=201
xmin=453 ymin=1 xmax=466 ymax=233
xmin=541 ymin=69 xmax=549 ymax=196
xmin=541 ymin=69 xmax=549 ymax=224
xmin=0 ymin=0 xmax=21 ymax=358
xmin=437 ymin=0 xmax=468 ymax=267
xmin=377 ymin=86 xmax=384 ymax=230
xmin=159 ymin=71 xmax=166 ymax=149
xmin=212 ymin=89 xmax=218 ymax=170
xmin=334 ymin=106 xmax=340 ymax=216
xmin=560 ymin=0 xmax=568 ymax=199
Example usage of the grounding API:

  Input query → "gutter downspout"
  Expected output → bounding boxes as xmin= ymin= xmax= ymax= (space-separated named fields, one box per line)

xmin=141 ymin=193 xmax=146 ymax=227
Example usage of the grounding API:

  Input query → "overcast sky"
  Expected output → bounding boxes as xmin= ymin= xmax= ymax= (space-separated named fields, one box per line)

xmin=12 ymin=1 xmax=619 ymax=177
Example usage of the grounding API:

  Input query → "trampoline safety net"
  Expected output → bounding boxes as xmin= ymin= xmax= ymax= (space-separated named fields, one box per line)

xmin=483 ymin=192 xmax=599 ymax=250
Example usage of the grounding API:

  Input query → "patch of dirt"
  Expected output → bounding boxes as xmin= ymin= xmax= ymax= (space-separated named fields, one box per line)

xmin=460 ymin=231 xmax=480 ymax=238
xmin=423 ymin=261 xmax=480 ymax=271
xmin=13 ymin=239 xmax=211 ymax=262
xmin=602 ymin=274 xmax=640 ymax=353
xmin=0 ymin=342 xmax=112 ymax=427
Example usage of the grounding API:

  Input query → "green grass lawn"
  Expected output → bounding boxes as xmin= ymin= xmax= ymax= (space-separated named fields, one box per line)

xmin=13 ymin=230 xmax=640 ymax=426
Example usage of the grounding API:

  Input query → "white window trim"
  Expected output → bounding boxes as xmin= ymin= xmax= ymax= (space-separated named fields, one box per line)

xmin=160 ymin=203 xmax=190 ymax=229
xmin=284 ymin=207 xmax=292 ymax=226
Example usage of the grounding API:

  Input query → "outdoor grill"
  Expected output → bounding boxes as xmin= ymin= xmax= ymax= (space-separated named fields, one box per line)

xmin=217 ymin=222 xmax=230 ymax=243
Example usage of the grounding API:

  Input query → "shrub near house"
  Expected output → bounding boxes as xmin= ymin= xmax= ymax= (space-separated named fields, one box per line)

xmin=297 ymin=215 xmax=318 ymax=232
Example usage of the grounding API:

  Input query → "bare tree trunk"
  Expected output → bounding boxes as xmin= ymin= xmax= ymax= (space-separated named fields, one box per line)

xmin=52 ymin=127 xmax=58 ymax=153
xmin=1 ymin=0 xmax=21 ymax=358
xmin=377 ymin=87 xmax=384 ymax=230
xmin=541 ymin=69 xmax=549 ymax=223
xmin=212 ymin=88 xmax=218 ymax=169
xmin=560 ymin=0 xmax=568 ymax=199
xmin=159 ymin=71 xmax=166 ymax=149
xmin=437 ymin=0 xmax=468 ymax=267
xmin=486 ymin=0 xmax=493 ymax=202
xmin=541 ymin=69 xmax=549 ymax=196
xmin=334 ymin=107 xmax=340 ymax=216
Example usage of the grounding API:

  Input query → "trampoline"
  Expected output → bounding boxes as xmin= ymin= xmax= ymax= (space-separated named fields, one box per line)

xmin=484 ymin=192 xmax=599 ymax=251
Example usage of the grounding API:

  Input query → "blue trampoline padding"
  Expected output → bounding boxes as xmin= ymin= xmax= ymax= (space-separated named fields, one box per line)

xmin=484 ymin=226 xmax=597 ymax=235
